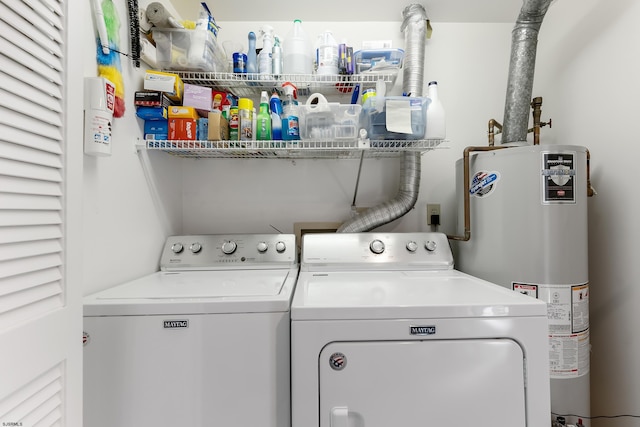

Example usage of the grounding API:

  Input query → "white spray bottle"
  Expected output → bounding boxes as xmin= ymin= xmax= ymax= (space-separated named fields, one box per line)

xmin=259 ymin=25 xmax=274 ymax=77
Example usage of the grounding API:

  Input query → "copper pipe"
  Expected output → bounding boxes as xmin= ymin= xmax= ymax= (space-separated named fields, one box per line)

xmin=586 ymin=149 xmax=596 ymax=197
xmin=531 ymin=97 xmax=542 ymax=145
xmin=488 ymin=119 xmax=503 ymax=146
xmin=447 ymin=145 xmax=509 ymax=241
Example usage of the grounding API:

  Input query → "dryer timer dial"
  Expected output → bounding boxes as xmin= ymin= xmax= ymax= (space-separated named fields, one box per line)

xmin=369 ymin=239 xmax=385 ymax=254
xmin=275 ymin=241 xmax=286 ymax=253
xmin=221 ymin=240 xmax=237 ymax=255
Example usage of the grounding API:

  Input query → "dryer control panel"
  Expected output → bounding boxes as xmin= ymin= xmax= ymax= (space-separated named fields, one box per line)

xmin=160 ymin=234 xmax=297 ymax=271
xmin=301 ymin=232 xmax=454 ymax=271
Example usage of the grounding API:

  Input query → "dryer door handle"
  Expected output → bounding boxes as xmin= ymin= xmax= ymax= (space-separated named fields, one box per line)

xmin=331 ymin=406 xmax=349 ymax=427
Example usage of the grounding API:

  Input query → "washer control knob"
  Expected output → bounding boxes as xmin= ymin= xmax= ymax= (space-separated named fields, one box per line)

xmin=370 ymin=239 xmax=385 ymax=254
xmin=406 ymin=241 xmax=418 ymax=252
xmin=275 ymin=241 xmax=286 ymax=253
xmin=171 ymin=243 xmax=184 ymax=254
xmin=257 ymin=241 xmax=268 ymax=253
xmin=221 ymin=240 xmax=237 ymax=255
xmin=190 ymin=242 xmax=202 ymax=254
xmin=425 ymin=240 xmax=437 ymax=252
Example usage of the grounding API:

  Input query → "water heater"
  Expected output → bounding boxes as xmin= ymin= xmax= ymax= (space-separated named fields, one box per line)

xmin=453 ymin=144 xmax=590 ymax=427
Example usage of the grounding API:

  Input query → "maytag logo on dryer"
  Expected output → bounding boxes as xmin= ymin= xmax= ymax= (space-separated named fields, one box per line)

xmin=410 ymin=325 xmax=436 ymax=336
xmin=164 ymin=320 xmax=189 ymax=329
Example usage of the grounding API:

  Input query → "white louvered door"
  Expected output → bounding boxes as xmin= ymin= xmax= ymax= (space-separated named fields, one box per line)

xmin=0 ymin=0 xmax=83 ymax=426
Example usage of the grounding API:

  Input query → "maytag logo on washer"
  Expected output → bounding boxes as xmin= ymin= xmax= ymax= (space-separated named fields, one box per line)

xmin=410 ymin=325 xmax=436 ymax=335
xmin=164 ymin=320 xmax=189 ymax=329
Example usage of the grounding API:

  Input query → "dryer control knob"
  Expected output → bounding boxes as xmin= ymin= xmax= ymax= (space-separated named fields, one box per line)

xmin=190 ymin=242 xmax=202 ymax=253
xmin=222 ymin=240 xmax=237 ymax=255
xmin=171 ymin=243 xmax=184 ymax=254
xmin=275 ymin=241 xmax=286 ymax=253
xmin=425 ymin=240 xmax=437 ymax=252
xmin=406 ymin=241 xmax=418 ymax=252
xmin=370 ymin=239 xmax=385 ymax=254
xmin=257 ymin=241 xmax=268 ymax=253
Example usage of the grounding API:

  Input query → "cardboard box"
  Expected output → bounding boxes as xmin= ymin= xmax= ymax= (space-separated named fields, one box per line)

xmin=197 ymin=118 xmax=209 ymax=141
xmin=135 ymin=90 xmax=173 ymax=108
xmin=169 ymin=118 xmax=197 ymax=140
xmin=207 ymin=111 xmax=229 ymax=141
xmin=183 ymin=84 xmax=212 ymax=114
xmin=168 ymin=105 xmax=199 ymax=119
xmin=144 ymin=119 xmax=168 ymax=140
xmin=143 ymin=70 xmax=184 ymax=102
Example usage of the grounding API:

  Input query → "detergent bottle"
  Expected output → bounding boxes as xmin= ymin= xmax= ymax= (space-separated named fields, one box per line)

xmin=283 ymin=19 xmax=313 ymax=75
xmin=270 ymin=91 xmax=283 ymax=142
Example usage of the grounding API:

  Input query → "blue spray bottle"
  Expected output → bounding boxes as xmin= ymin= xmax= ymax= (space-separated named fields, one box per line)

xmin=246 ymin=31 xmax=257 ymax=74
xmin=281 ymin=82 xmax=300 ymax=142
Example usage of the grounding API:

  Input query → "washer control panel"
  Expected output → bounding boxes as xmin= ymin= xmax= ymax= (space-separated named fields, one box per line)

xmin=301 ymin=232 xmax=453 ymax=271
xmin=160 ymin=234 xmax=296 ymax=271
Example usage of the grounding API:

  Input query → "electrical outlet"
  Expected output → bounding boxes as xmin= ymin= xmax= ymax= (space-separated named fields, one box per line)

xmin=427 ymin=204 xmax=441 ymax=225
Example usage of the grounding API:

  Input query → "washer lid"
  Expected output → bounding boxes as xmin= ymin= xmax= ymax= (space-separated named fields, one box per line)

xmin=291 ymin=269 xmax=547 ymax=320
xmin=84 ymin=268 xmax=297 ymax=316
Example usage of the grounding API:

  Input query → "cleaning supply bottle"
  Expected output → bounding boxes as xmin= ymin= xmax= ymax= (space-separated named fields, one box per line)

xmin=256 ymin=91 xmax=272 ymax=141
xmin=283 ymin=19 xmax=313 ymax=75
xmin=258 ymin=25 xmax=274 ymax=77
xmin=272 ymin=36 xmax=283 ymax=76
xmin=246 ymin=31 xmax=257 ymax=74
xmin=270 ymin=91 xmax=283 ymax=142
xmin=238 ymin=97 xmax=254 ymax=142
xmin=425 ymin=80 xmax=446 ymax=140
xmin=281 ymin=82 xmax=300 ymax=142
xmin=316 ymin=30 xmax=339 ymax=76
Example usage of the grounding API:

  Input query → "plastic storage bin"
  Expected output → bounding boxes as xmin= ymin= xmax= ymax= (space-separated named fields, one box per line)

xmin=298 ymin=94 xmax=362 ymax=141
xmin=153 ymin=28 xmax=228 ymax=72
xmin=354 ymin=49 xmax=404 ymax=74
xmin=361 ymin=96 xmax=429 ymax=140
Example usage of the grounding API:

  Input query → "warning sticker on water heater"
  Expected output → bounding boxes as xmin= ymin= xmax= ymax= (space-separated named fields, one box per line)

xmin=542 ymin=152 xmax=576 ymax=203
xmin=513 ymin=282 xmax=590 ymax=378
xmin=549 ymin=330 xmax=590 ymax=378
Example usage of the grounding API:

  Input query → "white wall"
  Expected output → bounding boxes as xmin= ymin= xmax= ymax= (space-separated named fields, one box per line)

xmin=79 ymin=0 xmax=640 ymax=424
xmin=82 ymin=0 xmax=183 ymax=295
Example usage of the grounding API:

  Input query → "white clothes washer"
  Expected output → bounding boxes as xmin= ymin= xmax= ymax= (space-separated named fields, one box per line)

xmin=291 ymin=232 xmax=550 ymax=427
xmin=83 ymin=234 xmax=298 ymax=427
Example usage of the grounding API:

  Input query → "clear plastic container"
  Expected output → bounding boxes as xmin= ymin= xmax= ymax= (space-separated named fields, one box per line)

xmin=298 ymin=93 xmax=361 ymax=141
xmin=361 ymin=96 xmax=429 ymax=140
xmin=153 ymin=28 xmax=228 ymax=72
xmin=354 ymin=48 xmax=404 ymax=74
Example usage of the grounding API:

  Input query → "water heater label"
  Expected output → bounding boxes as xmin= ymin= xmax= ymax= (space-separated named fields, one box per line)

xmin=542 ymin=152 xmax=576 ymax=203
xmin=514 ymin=281 xmax=590 ymax=378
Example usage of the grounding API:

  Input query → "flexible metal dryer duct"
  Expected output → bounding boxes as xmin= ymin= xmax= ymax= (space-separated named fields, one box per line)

xmin=338 ymin=4 xmax=428 ymax=233
xmin=501 ymin=0 xmax=552 ymax=144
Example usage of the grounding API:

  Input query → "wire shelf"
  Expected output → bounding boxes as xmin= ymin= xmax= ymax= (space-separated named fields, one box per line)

xmin=139 ymin=138 xmax=443 ymax=159
xmin=171 ymin=71 xmax=399 ymax=98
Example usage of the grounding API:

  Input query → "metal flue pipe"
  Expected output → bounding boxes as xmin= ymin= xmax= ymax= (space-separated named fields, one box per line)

xmin=338 ymin=4 xmax=428 ymax=233
xmin=501 ymin=0 xmax=552 ymax=144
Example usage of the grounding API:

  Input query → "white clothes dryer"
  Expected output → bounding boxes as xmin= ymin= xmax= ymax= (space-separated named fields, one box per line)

xmin=291 ymin=232 xmax=550 ymax=427
xmin=83 ymin=234 xmax=298 ymax=427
